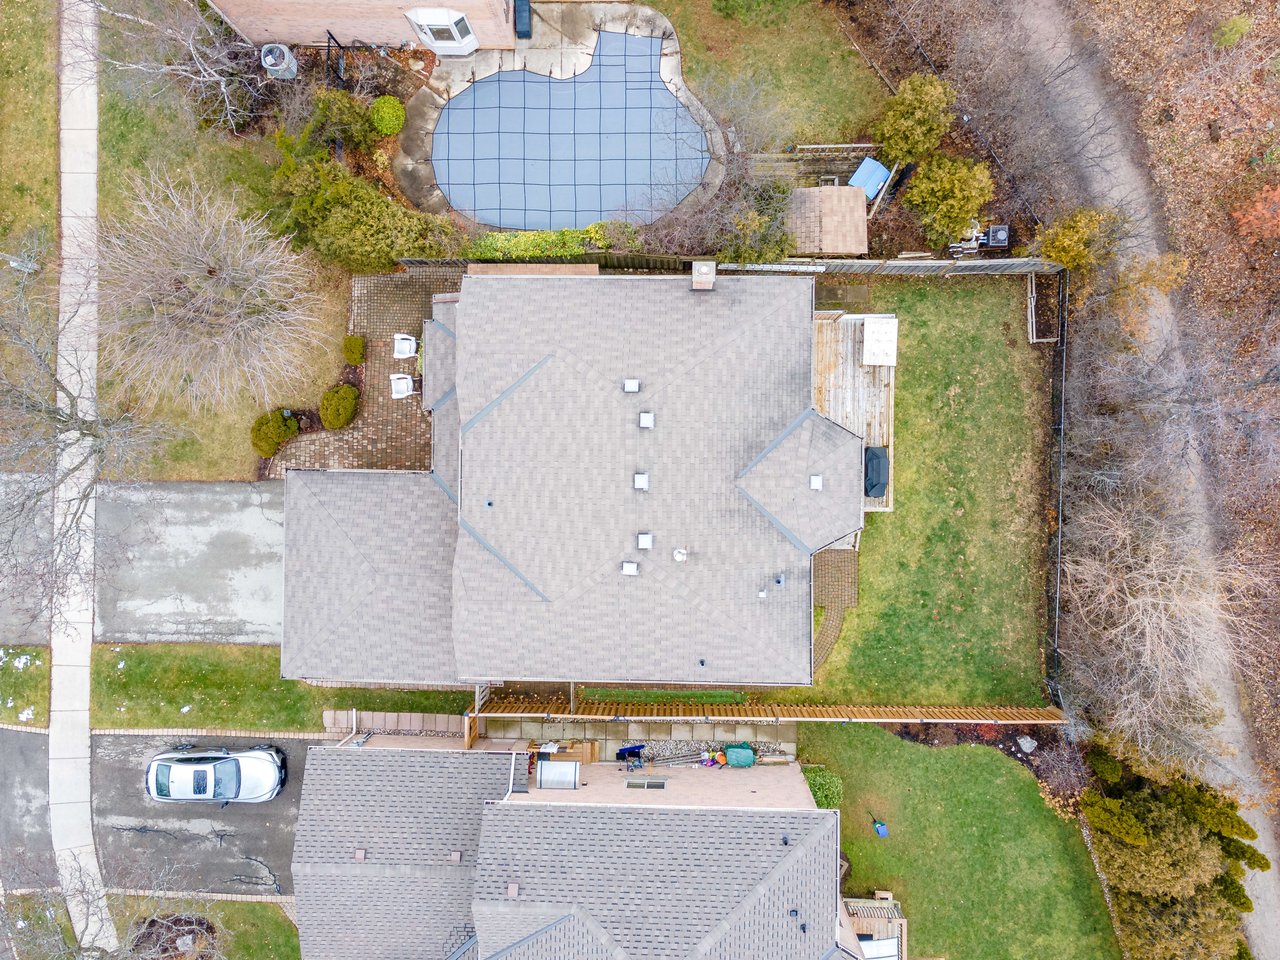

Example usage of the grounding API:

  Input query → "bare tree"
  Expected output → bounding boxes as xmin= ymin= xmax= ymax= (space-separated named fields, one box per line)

xmin=0 ymin=244 xmax=169 ymax=624
xmin=83 ymin=0 xmax=267 ymax=131
xmin=98 ymin=174 xmax=330 ymax=412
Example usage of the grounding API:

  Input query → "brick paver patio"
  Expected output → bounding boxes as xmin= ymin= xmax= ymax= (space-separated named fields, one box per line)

xmin=267 ymin=268 xmax=465 ymax=475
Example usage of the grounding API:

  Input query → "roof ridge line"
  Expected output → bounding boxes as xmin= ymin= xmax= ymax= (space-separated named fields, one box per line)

xmin=687 ymin=817 xmax=833 ymax=959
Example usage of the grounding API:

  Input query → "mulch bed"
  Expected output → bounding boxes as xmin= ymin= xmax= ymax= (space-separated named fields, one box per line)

xmin=127 ymin=915 xmax=218 ymax=960
xmin=887 ymin=721 xmax=1061 ymax=776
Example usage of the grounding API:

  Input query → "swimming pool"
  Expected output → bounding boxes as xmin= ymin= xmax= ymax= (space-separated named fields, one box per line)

xmin=430 ymin=31 xmax=711 ymax=230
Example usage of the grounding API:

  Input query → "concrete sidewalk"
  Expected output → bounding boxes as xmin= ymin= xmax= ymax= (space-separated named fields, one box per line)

xmin=52 ymin=0 xmax=117 ymax=949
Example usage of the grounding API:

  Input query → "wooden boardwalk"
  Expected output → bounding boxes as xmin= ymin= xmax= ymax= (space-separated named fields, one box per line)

xmin=813 ymin=313 xmax=895 ymax=510
xmin=479 ymin=697 xmax=1066 ymax=725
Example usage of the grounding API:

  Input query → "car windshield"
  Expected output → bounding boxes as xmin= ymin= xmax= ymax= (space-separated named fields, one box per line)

xmin=213 ymin=759 xmax=240 ymax=799
xmin=154 ymin=763 xmax=171 ymax=798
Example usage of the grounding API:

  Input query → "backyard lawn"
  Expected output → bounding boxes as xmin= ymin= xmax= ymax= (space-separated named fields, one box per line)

xmin=0 ymin=0 xmax=57 ymax=242
xmin=649 ymin=0 xmax=885 ymax=143
xmin=91 ymin=644 xmax=470 ymax=729
xmin=774 ymin=277 xmax=1049 ymax=706
xmin=801 ymin=724 xmax=1120 ymax=960
xmin=0 ymin=646 xmax=49 ymax=726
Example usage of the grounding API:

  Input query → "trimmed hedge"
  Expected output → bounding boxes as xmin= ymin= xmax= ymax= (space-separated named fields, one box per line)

xmin=343 ymin=334 xmax=366 ymax=365
xmin=370 ymin=95 xmax=406 ymax=136
xmin=250 ymin=409 xmax=298 ymax=458
xmin=803 ymin=766 xmax=844 ymax=809
xmin=319 ymin=384 xmax=360 ymax=430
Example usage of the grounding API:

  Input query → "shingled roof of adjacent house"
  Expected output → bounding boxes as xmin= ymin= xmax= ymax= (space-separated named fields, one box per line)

xmin=472 ymin=803 xmax=841 ymax=960
xmin=283 ymin=469 xmax=459 ymax=683
xmin=292 ymin=748 xmax=522 ymax=960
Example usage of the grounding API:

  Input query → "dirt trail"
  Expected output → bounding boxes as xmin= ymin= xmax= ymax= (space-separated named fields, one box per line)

xmin=1010 ymin=0 xmax=1280 ymax=953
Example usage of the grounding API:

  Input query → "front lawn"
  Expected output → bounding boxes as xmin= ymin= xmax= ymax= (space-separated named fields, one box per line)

xmin=113 ymin=899 xmax=298 ymax=960
xmin=649 ymin=0 xmax=885 ymax=143
xmin=0 ymin=0 xmax=57 ymax=241
xmin=0 ymin=646 xmax=49 ymax=726
xmin=774 ymin=277 xmax=1049 ymax=706
xmin=91 ymin=644 xmax=470 ymax=730
xmin=801 ymin=724 xmax=1120 ymax=960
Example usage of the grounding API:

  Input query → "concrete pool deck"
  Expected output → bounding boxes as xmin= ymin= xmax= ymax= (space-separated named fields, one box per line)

xmin=394 ymin=2 xmax=726 ymax=225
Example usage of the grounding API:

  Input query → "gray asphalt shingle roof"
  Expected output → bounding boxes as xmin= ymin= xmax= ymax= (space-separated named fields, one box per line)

xmin=292 ymin=748 xmax=521 ymax=960
xmin=282 ymin=469 xmax=459 ymax=682
xmin=451 ymin=275 xmax=818 ymax=685
xmin=472 ymin=803 xmax=840 ymax=960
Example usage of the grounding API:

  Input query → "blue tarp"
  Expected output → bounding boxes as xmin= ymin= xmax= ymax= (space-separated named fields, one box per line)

xmin=848 ymin=156 xmax=891 ymax=201
xmin=432 ymin=31 xmax=710 ymax=230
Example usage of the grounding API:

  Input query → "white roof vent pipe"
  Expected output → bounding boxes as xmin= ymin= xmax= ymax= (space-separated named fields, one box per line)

xmin=623 ymin=378 xmax=641 ymax=393
xmin=673 ymin=548 xmax=688 ymax=563
xmin=692 ymin=260 xmax=716 ymax=291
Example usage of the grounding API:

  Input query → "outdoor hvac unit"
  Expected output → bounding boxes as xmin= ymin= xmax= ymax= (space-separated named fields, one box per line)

xmin=535 ymin=760 xmax=580 ymax=789
xmin=985 ymin=224 xmax=1010 ymax=248
xmin=260 ymin=44 xmax=298 ymax=80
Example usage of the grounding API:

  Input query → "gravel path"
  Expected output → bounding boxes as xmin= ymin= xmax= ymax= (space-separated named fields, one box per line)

xmin=1011 ymin=1 xmax=1280 ymax=952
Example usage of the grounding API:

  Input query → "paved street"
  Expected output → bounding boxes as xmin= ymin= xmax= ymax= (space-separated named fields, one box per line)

xmin=91 ymin=735 xmax=333 ymax=895
xmin=0 ymin=730 xmax=57 ymax=888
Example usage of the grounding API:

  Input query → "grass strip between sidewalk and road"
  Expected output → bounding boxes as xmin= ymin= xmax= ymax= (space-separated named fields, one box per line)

xmin=801 ymin=723 xmax=1121 ymax=960
xmin=91 ymin=644 xmax=469 ymax=730
xmin=0 ymin=645 xmax=50 ymax=726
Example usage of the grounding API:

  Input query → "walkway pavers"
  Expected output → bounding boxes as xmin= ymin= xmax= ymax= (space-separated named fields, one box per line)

xmin=52 ymin=0 xmax=117 ymax=949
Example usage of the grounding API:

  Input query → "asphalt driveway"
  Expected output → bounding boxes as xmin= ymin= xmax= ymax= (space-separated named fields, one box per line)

xmin=0 ymin=729 xmax=57 ymax=888
xmin=91 ymin=734 xmax=334 ymax=895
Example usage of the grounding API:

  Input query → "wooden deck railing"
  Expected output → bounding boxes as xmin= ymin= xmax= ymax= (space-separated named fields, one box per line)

xmin=478 ymin=698 xmax=1065 ymax=725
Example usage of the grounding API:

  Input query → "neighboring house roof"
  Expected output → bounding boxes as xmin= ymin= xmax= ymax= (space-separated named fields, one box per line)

xmin=282 ymin=469 xmax=459 ymax=683
xmin=472 ymin=802 xmax=841 ymax=960
xmin=785 ymin=187 xmax=869 ymax=256
xmin=450 ymin=275 xmax=818 ymax=685
xmin=292 ymin=748 xmax=522 ymax=960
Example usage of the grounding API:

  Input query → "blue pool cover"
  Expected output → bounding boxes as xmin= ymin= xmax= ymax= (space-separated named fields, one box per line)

xmin=431 ymin=31 xmax=711 ymax=230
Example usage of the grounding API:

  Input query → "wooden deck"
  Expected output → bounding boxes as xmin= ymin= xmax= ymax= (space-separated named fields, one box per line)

xmin=813 ymin=313 xmax=896 ymax=511
xmin=478 ymin=698 xmax=1067 ymax=725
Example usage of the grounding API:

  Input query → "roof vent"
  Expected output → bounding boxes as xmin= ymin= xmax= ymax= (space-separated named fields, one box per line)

xmin=637 ymin=532 xmax=654 ymax=550
xmin=758 ymin=590 xmax=768 ymax=599
xmin=507 ymin=882 xmax=520 ymax=898
xmin=449 ymin=850 xmax=462 ymax=864
xmin=692 ymin=260 xmax=716 ymax=291
xmin=354 ymin=848 xmax=366 ymax=862
xmin=672 ymin=548 xmax=688 ymax=563
xmin=633 ymin=472 xmax=650 ymax=491
xmin=638 ymin=411 xmax=656 ymax=429
xmin=809 ymin=474 xmax=823 ymax=491
xmin=621 ymin=561 xmax=640 ymax=576
xmin=623 ymin=378 xmax=641 ymax=393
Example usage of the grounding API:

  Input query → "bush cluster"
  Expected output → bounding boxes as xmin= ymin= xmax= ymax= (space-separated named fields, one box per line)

xmin=273 ymin=134 xmax=461 ymax=272
xmin=902 ymin=156 xmax=995 ymax=247
xmin=1084 ymin=759 xmax=1269 ymax=960
xmin=250 ymin=409 xmax=298 ymax=458
xmin=871 ymin=73 xmax=957 ymax=167
xmin=718 ymin=178 xmax=796 ymax=263
xmin=803 ymin=767 xmax=844 ymax=809
xmin=343 ymin=334 xmax=366 ymax=366
xmin=369 ymin=95 xmax=406 ymax=136
xmin=319 ymin=384 xmax=360 ymax=430
xmin=312 ymin=89 xmax=378 ymax=153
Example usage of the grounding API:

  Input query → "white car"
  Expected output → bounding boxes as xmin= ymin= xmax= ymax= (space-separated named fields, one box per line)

xmin=145 ymin=745 xmax=285 ymax=804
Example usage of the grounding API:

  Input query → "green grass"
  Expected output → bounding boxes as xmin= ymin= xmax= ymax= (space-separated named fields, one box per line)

xmin=0 ymin=646 xmax=49 ymax=725
xmin=772 ymin=278 xmax=1049 ymax=706
xmin=91 ymin=644 xmax=470 ymax=729
xmin=97 ymin=76 xmax=348 ymax=482
xmin=801 ymin=724 xmax=1120 ymax=960
xmin=115 ymin=899 xmax=299 ymax=960
xmin=0 ymin=0 xmax=57 ymax=242
xmin=579 ymin=688 xmax=747 ymax=705
xmin=648 ymin=0 xmax=885 ymax=143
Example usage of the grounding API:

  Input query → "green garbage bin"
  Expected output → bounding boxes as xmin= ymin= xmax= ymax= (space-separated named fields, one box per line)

xmin=725 ymin=742 xmax=755 ymax=768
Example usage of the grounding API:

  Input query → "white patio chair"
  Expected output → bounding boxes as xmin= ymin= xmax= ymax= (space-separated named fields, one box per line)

xmin=393 ymin=334 xmax=418 ymax=359
xmin=389 ymin=373 xmax=416 ymax=400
